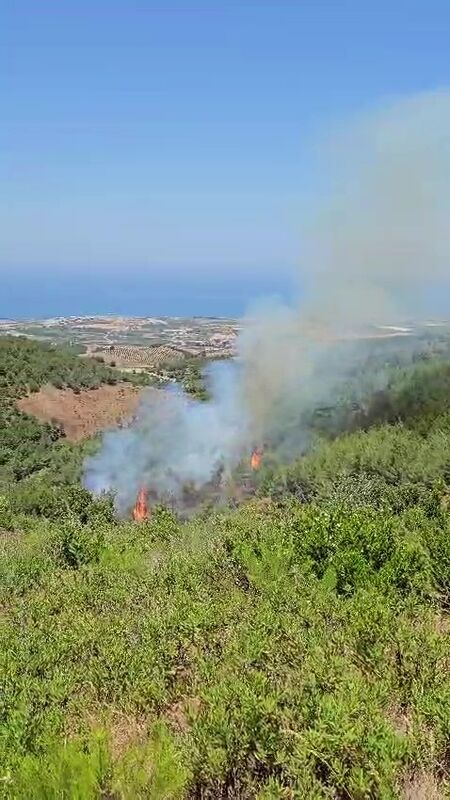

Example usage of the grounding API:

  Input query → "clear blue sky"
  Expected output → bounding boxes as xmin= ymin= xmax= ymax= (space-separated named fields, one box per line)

xmin=2 ymin=1 xmax=450 ymax=317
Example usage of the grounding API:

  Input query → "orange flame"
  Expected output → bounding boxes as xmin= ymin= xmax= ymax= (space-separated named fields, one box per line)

xmin=133 ymin=487 xmax=150 ymax=522
xmin=250 ymin=448 xmax=263 ymax=471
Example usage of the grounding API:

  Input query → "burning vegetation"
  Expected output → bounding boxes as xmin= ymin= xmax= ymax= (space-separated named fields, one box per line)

xmin=126 ymin=446 xmax=266 ymax=522
xmin=132 ymin=487 xmax=150 ymax=522
xmin=129 ymin=452 xmax=263 ymax=521
xmin=250 ymin=447 xmax=263 ymax=471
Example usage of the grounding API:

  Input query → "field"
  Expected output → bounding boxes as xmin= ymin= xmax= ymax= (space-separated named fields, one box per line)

xmin=90 ymin=344 xmax=189 ymax=368
xmin=1 ymin=333 xmax=450 ymax=798
xmin=0 ymin=315 xmax=239 ymax=358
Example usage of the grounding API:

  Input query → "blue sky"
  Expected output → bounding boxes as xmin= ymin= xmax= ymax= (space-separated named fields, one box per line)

xmin=2 ymin=1 xmax=450 ymax=317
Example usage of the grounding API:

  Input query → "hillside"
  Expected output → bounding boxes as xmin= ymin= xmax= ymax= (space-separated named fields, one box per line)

xmin=1 ymin=337 xmax=450 ymax=798
xmin=17 ymin=384 xmax=144 ymax=442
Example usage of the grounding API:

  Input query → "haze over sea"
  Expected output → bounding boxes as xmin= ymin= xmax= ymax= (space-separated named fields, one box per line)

xmin=1 ymin=271 xmax=292 ymax=320
xmin=3 ymin=273 xmax=449 ymax=324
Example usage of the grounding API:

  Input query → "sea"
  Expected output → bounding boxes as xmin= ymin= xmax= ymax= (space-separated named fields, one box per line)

xmin=2 ymin=270 xmax=448 ymax=322
xmin=1 ymin=271 xmax=292 ymax=320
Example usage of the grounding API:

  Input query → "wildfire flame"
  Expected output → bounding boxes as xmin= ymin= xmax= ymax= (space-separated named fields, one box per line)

xmin=250 ymin=448 xmax=263 ymax=471
xmin=133 ymin=486 xmax=150 ymax=522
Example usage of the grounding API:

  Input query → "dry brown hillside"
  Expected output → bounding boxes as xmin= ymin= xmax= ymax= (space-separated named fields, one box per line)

xmin=17 ymin=383 xmax=146 ymax=441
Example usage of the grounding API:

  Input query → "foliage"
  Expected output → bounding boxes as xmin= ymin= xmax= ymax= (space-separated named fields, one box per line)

xmin=162 ymin=355 xmax=231 ymax=400
xmin=1 ymin=497 xmax=450 ymax=797
xmin=1 ymin=336 xmax=450 ymax=796
xmin=309 ymin=349 xmax=450 ymax=439
xmin=0 ymin=336 xmax=120 ymax=397
xmin=261 ymin=409 xmax=450 ymax=514
xmin=0 ymin=337 xmax=149 ymax=489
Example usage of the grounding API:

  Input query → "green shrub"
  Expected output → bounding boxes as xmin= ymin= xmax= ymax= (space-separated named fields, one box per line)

xmin=0 ymin=494 xmax=13 ymax=529
xmin=51 ymin=523 xmax=105 ymax=569
xmin=2 ymin=334 xmax=450 ymax=797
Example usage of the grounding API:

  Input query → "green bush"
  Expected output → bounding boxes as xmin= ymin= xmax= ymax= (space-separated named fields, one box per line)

xmin=2 ymin=335 xmax=450 ymax=796
xmin=51 ymin=523 xmax=105 ymax=568
xmin=0 ymin=494 xmax=13 ymax=529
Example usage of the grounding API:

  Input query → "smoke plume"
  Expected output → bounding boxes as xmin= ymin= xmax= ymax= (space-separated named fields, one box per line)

xmin=84 ymin=89 xmax=450 ymax=513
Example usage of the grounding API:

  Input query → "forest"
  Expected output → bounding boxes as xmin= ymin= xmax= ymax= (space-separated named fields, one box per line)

xmin=1 ymin=334 xmax=450 ymax=798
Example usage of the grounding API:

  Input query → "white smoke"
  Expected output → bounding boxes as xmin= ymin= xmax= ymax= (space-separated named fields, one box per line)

xmin=83 ymin=89 xmax=450 ymax=513
xmin=84 ymin=360 xmax=248 ymax=514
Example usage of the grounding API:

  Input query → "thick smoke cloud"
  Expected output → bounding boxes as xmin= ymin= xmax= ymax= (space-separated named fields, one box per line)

xmin=304 ymin=90 xmax=450 ymax=319
xmin=84 ymin=361 xmax=247 ymax=514
xmin=84 ymin=90 xmax=450 ymax=513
